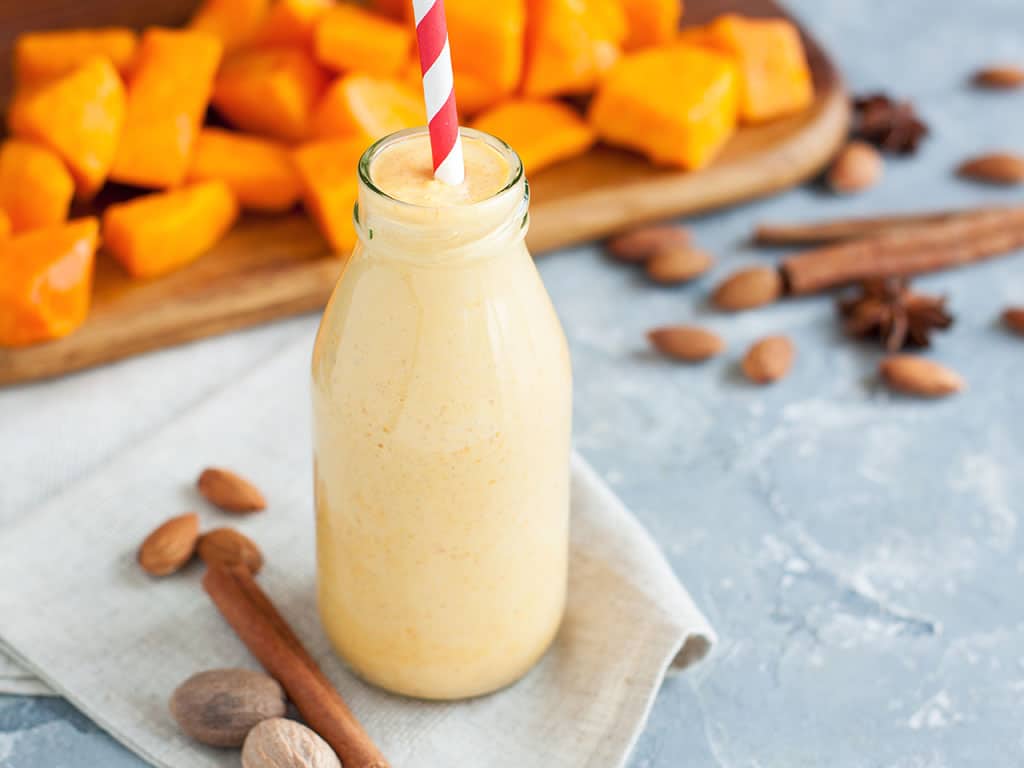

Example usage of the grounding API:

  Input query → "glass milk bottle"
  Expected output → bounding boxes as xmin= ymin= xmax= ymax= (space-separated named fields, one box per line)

xmin=311 ymin=127 xmax=572 ymax=700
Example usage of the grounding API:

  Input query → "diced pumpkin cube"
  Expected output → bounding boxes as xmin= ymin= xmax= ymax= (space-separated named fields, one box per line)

xmin=454 ymin=72 xmax=504 ymax=117
xmin=473 ymin=99 xmax=595 ymax=174
xmin=110 ymin=29 xmax=222 ymax=189
xmin=370 ymin=0 xmax=409 ymax=19
xmin=589 ymin=44 xmax=739 ymax=169
xmin=0 ymin=218 xmax=99 ymax=346
xmin=103 ymin=181 xmax=239 ymax=279
xmin=312 ymin=74 xmax=424 ymax=141
xmin=0 ymin=140 xmax=75 ymax=233
xmin=313 ymin=5 xmax=411 ymax=76
xmin=9 ymin=57 xmax=125 ymax=199
xmin=254 ymin=0 xmax=335 ymax=47
xmin=699 ymin=14 xmax=813 ymax=123
xmin=14 ymin=28 xmax=137 ymax=85
xmin=522 ymin=0 xmax=626 ymax=97
xmin=186 ymin=128 xmax=302 ymax=212
xmin=189 ymin=0 xmax=270 ymax=52
xmin=447 ymin=0 xmax=526 ymax=96
xmin=0 ymin=211 xmax=10 ymax=239
xmin=213 ymin=46 xmax=328 ymax=142
xmin=621 ymin=0 xmax=683 ymax=49
xmin=293 ymin=139 xmax=365 ymax=253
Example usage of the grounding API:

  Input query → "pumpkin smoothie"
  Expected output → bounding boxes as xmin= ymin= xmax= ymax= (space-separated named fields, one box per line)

xmin=311 ymin=128 xmax=572 ymax=700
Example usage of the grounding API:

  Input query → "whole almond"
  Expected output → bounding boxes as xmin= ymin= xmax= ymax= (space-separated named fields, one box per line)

xmin=1002 ymin=306 xmax=1024 ymax=335
xmin=607 ymin=224 xmax=690 ymax=263
xmin=648 ymin=325 xmax=725 ymax=362
xmin=171 ymin=669 xmax=286 ymax=748
xmin=974 ymin=65 xmax=1024 ymax=89
xmin=880 ymin=355 xmax=964 ymax=397
xmin=827 ymin=141 xmax=883 ymax=194
xmin=138 ymin=512 xmax=200 ymax=576
xmin=742 ymin=335 xmax=795 ymax=384
xmin=197 ymin=528 xmax=264 ymax=574
xmin=198 ymin=468 xmax=266 ymax=513
xmin=713 ymin=266 xmax=784 ymax=311
xmin=957 ymin=152 xmax=1024 ymax=185
xmin=646 ymin=246 xmax=714 ymax=284
xmin=243 ymin=718 xmax=341 ymax=768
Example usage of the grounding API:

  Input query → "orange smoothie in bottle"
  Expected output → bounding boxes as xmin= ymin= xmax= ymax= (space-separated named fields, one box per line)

xmin=311 ymin=127 xmax=572 ymax=700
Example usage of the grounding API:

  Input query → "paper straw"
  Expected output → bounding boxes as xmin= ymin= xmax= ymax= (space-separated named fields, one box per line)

xmin=412 ymin=0 xmax=464 ymax=185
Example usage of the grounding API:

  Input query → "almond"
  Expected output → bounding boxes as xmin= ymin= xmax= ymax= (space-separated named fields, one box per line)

xmin=648 ymin=325 xmax=724 ymax=362
xmin=742 ymin=335 xmax=795 ymax=384
xmin=138 ymin=512 xmax=200 ymax=576
xmin=958 ymin=152 xmax=1024 ymax=185
xmin=197 ymin=528 xmax=264 ymax=574
xmin=646 ymin=246 xmax=714 ymax=284
xmin=607 ymin=224 xmax=690 ymax=263
xmin=973 ymin=65 xmax=1024 ymax=89
xmin=1002 ymin=306 xmax=1024 ymax=335
xmin=880 ymin=355 xmax=964 ymax=397
xmin=712 ymin=266 xmax=784 ymax=311
xmin=198 ymin=468 xmax=266 ymax=513
xmin=827 ymin=141 xmax=883 ymax=194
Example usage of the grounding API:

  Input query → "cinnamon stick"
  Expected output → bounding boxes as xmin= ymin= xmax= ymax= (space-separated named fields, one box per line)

xmin=203 ymin=565 xmax=389 ymax=768
xmin=781 ymin=206 xmax=1024 ymax=295
xmin=755 ymin=205 xmax=1013 ymax=245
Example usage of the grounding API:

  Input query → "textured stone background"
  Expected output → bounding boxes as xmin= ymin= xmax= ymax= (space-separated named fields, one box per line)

xmin=3 ymin=0 xmax=1024 ymax=764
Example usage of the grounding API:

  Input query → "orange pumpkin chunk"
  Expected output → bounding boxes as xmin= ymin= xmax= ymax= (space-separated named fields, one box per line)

xmin=522 ymin=0 xmax=626 ymax=97
xmin=254 ymin=0 xmax=335 ymax=47
xmin=370 ymin=0 xmax=409 ymax=20
xmin=0 ymin=218 xmax=99 ymax=346
xmin=473 ymin=99 xmax=595 ymax=174
xmin=0 ymin=211 xmax=10 ymax=239
xmin=699 ymin=14 xmax=813 ymax=123
xmin=213 ymin=46 xmax=328 ymax=142
xmin=189 ymin=0 xmax=270 ymax=52
xmin=293 ymin=139 xmax=365 ymax=253
xmin=0 ymin=140 xmax=75 ymax=233
xmin=9 ymin=57 xmax=124 ymax=199
xmin=312 ymin=74 xmax=424 ymax=141
xmin=621 ymin=0 xmax=684 ymax=49
xmin=313 ymin=5 xmax=411 ymax=76
xmin=589 ymin=44 xmax=739 ymax=169
xmin=103 ymin=181 xmax=239 ymax=279
xmin=110 ymin=29 xmax=222 ymax=189
xmin=186 ymin=128 xmax=302 ymax=212
xmin=446 ymin=0 xmax=526 ymax=97
xmin=14 ymin=28 xmax=137 ymax=85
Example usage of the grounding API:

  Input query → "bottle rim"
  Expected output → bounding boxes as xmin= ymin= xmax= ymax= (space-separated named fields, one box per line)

xmin=357 ymin=126 xmax=525 ymax=211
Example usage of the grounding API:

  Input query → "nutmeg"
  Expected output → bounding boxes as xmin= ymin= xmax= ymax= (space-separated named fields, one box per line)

xmin=170 ymin=668 xmax=286 ymax=747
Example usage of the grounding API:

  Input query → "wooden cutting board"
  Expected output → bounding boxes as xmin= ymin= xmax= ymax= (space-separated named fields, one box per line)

xmin=0 ymin=0 xmax=849 ymax=385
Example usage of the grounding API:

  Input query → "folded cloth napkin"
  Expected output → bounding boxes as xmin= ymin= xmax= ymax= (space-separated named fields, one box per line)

xmin=0 ymin=338 xmax=714 ymax=768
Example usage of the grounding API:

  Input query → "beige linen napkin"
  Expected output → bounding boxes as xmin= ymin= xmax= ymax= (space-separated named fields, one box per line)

xmin=0 ymin=337 xmax=714 ymax=768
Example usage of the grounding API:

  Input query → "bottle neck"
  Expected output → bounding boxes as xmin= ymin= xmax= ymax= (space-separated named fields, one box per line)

xmin=354 ymin=127 xmax=529 ymax=265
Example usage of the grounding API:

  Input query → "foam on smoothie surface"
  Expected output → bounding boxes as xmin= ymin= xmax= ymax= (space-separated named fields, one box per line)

xmin=370 ymin=133 xmax=512 ymax=207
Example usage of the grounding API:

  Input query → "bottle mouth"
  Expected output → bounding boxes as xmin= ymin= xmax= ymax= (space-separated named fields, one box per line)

xmin=357 ymin=126 xmax=525 ymax=210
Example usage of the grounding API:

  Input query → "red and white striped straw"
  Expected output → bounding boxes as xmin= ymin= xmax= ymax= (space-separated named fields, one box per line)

xmin=412 ymin=0 xmax=464 ymax=185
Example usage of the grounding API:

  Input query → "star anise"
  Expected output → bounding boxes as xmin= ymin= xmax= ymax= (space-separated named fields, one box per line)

xmin=853 ymin=93 xmax=929 ymax=155
xmin=838 ymin=277 xmax=953 ymax=351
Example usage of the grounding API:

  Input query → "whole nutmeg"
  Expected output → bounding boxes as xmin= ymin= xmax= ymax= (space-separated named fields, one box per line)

xmin=742 ymin=336 xmax=795 ymax=384
xmin=646 ymin=247 xmax=714 ymax=284
xmin=712 ymin=266 xmax=784 ymax=311
xmin=197 ymin=527 xmax=264 ymax=573
xmin=648 ymin=325 xmax=725 ymax=362
xmin=170 ymin=668 xmax=286 ymax=747
xmin=606 ymin=224 xmax=691 ymax=263
xmin=879 ymin=355 xmax=964 ymax=398
xmin=138 ymin=512 xmax=200 ymax=576
xmin=827 ymin=141 xmax=883 ymax=194
xmin=198 ymin=467 xmax=267 ymax=513
xmin=242 ymin=718 xmax=341 ymax=768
